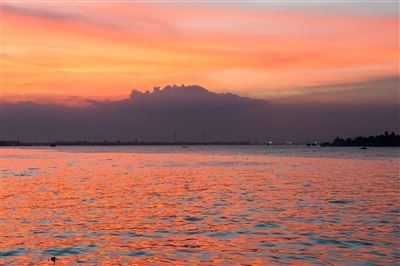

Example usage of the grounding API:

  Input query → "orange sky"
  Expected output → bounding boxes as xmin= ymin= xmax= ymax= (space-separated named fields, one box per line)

xmin=2 ymin=1 xmax=399 ymax=104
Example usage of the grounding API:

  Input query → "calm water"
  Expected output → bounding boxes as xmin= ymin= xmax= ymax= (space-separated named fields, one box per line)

xmin=1 ymin=146 xmax=399 ymax=265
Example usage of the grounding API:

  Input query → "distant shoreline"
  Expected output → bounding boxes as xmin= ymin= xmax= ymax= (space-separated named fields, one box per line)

xmin=0 ymin=141 xmax=255 ymax=147
xmin=1 ymin=142 xmax=399 ymax=148
xmin=1 ymin=131 xmax=399 ymax=147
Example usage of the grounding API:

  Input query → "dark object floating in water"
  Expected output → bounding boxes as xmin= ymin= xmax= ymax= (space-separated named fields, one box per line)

xmin=360 ymin=146 xmax=367 ymax=150
xmin=50 ymin=143 xmax=57 ymax=147
xmin=184 ymin=216 xmax=203 ymax=222
xmin=328 ymin=200 xmax=355 ymax=204
xmin=50 ymin=256 xmax=57 ymax=262
xmin=306 ymin=141 xmax=318 ymax=147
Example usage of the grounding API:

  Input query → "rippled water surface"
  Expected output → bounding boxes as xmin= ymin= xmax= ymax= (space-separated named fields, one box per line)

xmin=1 ymin=146 xmax=399 ymax=265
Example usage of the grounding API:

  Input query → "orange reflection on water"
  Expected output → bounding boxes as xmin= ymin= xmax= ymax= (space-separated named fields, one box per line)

xmin=1 ymin=147 xmax=399 ymax=265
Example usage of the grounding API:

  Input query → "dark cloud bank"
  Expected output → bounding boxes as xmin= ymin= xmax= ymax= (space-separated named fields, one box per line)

xmin=2 ymin=84 xmax=398 ymax=143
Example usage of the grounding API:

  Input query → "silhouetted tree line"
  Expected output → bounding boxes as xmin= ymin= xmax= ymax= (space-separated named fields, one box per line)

xmin=326 ymin=131 xmax=400 ymax=147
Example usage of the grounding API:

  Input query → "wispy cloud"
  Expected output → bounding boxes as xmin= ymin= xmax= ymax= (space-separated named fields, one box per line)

xmin=3 ymin=2 xmax=176 ymax=33
xmin=270 ymin=76 xmax=400 ymax=104
xmin=4 ymin=4 xmax=79 ymax=21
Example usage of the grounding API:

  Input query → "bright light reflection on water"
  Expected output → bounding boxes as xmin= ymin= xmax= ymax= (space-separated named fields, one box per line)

xmin=1 ymin=146 xmax=399 ymax=265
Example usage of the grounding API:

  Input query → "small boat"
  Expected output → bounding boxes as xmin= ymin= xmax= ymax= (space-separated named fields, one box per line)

xmin=182 ymin=145 xmax=188 ymax=148
xmin=360 ymin=146 xmax=367 ymax=150
xmin=50 ymin=143 xmax=57 ymax=147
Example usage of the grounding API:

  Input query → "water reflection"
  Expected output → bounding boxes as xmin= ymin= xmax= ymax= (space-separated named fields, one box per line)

xmin=1 ymin=147 xmax=399 ymax=265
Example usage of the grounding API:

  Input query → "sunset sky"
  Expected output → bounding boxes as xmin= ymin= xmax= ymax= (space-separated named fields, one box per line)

xmin=2 ymin=1 xmax=399 ymax=105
